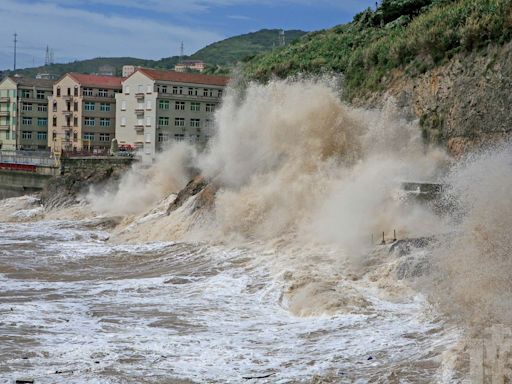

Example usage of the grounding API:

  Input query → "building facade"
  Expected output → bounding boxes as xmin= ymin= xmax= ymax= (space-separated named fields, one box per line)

xmin=48 ymin=73 xmax=122 ymax=154
xmin=0 ymin=76 xmax=54 ymax=151
xmin=115 ymin=68 xmax=229 ymax=163
xmin=174 ymin=60 xmax=205 ymax=73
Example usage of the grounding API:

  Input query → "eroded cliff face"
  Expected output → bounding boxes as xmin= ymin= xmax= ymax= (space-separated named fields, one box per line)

xmin=361 ymin=41 xmax=512 ymax=156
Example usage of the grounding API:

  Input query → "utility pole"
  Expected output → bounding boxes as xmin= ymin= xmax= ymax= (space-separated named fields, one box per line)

xmin=179 ymin=41 xmax=184 ymax=63
xmin=45 ymin=45 xmax=50 ymax=66
xmin=13 ymin=33 xmax=17 ymax=71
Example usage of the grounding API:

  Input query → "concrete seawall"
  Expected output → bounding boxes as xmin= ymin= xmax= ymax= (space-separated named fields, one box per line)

xmin=0 ymin=156 xmax=135 ymax=197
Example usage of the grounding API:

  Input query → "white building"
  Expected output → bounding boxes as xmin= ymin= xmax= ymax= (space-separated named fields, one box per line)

xmin=115 ymin=68 xmax=229 ymax=163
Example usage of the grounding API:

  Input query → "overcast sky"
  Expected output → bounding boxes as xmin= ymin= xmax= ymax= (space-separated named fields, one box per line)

xmin=0 ymin=0 xmax=376 ymax=71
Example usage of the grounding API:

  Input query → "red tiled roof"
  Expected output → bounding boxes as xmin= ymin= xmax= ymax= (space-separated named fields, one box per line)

xmin=67 ymin=73 xmax=122 ymax=88
xmin=135 ymin=68 xmax=229 ymax=86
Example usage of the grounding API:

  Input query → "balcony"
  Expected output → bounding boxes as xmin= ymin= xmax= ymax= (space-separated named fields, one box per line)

xmin=62 ymin=110 xmax=73 ymax=116
xmin=0 ymin=124 xmax=9 ymax=131
xmin=62 ymin=95 xmax=73 ymax=101
xmin=134 ymin=125 xmax=144 ymax=134
xmin=135 ymin=92 xmax=144 ymax=100
xmin=0 ymin=111 xmax=9 ymax=117
xmin=0 ymin=97 xmax=9 ymax=102
xmin=134 ymin=108 xmax=144 ymax=115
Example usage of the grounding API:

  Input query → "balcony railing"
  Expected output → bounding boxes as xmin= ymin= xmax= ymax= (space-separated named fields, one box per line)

xmin=135 ymin=92 xmax=145 ymax=99
xmin=0 ymin=111 xmax=9 ymax=117
xmin=134 ymin=125 xmax=144 ymax=134
xmin=0 ymin=97 xmax=10 ymax=102
xmin=0 ymin=124 xmax=9 ymax=131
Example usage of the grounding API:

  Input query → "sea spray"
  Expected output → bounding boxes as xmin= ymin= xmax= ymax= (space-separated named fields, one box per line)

xmin=87 ymin=141 xmax=197 ymax=216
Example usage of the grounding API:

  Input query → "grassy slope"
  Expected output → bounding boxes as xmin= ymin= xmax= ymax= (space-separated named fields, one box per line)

xmin=244 ymin=0 xmax=512 ymax=100
xmin=3 ymin=29 xmax=306 ymax=79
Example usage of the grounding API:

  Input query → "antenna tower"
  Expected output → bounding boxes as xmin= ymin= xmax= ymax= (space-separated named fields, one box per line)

xmin=279 ymin=30 xmax=285 ymax=47
xmin=45 ymin=45 xmax=50 ymax=66
xmin=13 ymin=33 xmax=18 ymax=71
xmin=180 ymin=41 xmax=184 ymax=63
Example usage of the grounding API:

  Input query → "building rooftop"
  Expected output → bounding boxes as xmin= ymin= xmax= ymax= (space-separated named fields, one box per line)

xmin=7 ymin=76 xmax=55 ymax=88
xmin=67 ymin=73 xmax=123 ymax=88
xmin=135 ymin=68 xmax=229 ymax=86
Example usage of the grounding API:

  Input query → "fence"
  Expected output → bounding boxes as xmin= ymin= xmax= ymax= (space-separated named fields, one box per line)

xmin=0 ymin=150 xmax=56 ymax=167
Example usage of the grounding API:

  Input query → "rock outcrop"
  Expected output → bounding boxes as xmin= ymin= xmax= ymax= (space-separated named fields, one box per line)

xmin=361 ymin=42 xmax=512 ymax=155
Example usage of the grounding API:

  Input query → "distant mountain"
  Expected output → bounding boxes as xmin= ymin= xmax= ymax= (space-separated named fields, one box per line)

xmin=1 ymin=29 xmax=307 ymax=78
xmin=190 ymin=29 xmax=307 ymax=66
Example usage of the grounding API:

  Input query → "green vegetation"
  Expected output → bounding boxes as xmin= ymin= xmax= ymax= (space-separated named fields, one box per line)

xmin=244 ymin=0 xmax=512 ymax=99
xmin=191 ymin=29 xmax=306 ymax=69
xmin=2 ymin=29 xmax=306 ymax=79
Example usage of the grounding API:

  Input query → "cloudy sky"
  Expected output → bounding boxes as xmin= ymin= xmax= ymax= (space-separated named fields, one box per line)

xmin=0 ymin=0 xmax=376 ymax=71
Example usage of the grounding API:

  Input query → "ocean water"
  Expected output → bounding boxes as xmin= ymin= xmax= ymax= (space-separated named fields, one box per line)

xmin=2 ymin=78 xmax=509 ymax=383
xmin=0 ymin=217 xmax=459 ymax=383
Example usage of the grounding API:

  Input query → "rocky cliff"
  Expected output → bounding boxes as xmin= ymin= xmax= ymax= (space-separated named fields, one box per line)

xmin=362 ymin=41 xmax=512 ymax=156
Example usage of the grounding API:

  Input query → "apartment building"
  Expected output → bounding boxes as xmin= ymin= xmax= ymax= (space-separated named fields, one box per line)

xmin=48 ymin=73 xmax=122 ymax=154
xmin=0 ymin=76 xmax=54 ymax=151
xmin=115 ymin=68 xmax=229 ymax=163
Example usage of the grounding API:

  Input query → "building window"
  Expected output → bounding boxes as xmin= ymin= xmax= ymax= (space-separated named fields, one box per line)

xmin=37 ymin=118 xmax=48 ymax=127
xmin=159 ymin=100 xmax=169 ymax=110
xmin=190 ymin=118 xmax=200 ymax=128
xmin=56 ymin=87 xmax=61 ymax=97
xmin=52 ymin=116 xmax=57 ymax=127
xmin=190 ymin=102 xmax=200 ymax=112
xmin=172 ymin=86 xmax=178 ymax=95
xmin=100 ymin=103 xmax=111 ymax=112
xmin=84 ymin=117 xmax=95 ymax=126
xmin=22 ymin=117 xmax=32 ymax=125
xmin=74 ymin=102 xmax=78 ymax=111
xmin=73 ymin=132 xmax=78 ymax=142
xmin=74 ymin=87 xmax=79 ymax=96
xmin=21 ymin=90 xmax=31 ymax=98
xmin=175 ymin=101 xmax=185 ymax=110
xmin=161 ymin=85 xmax=167 ymax=93
xmin=84 ymin=102 xmax=95 ymax=111
xmin=36 ymin=90 xmax=45 ymax=100
xmin=37 ymin=131 xmax=47 ymax=141
xmin=100 ymin=118 xmax=111 ymax=127
xmin=21 ymin=131 xmax=32 ymax=139
xmin=52 ymin=131 xmax=56 ymax=139
xmin=99 ymin=133 xmax=110 ymax=142
xmin=52 ymin=101 xmax=57 ymax=112
xmin=98 ymin=89 xmax=109 ymax=97
xmin=83 ymin=132 xmax=94 ymax=141
xmin=145 ymin=116 xmax=151 ymax=126
xmin=206 ymin=103 xmax=215 ymax=113
xmin=158 ymin=133 xmax=169 ymax=142
xmin=174 ymin=118 xmax=185 ymax=127
xmin=203 ymin=88 xmax=208 ymax=97
xmin=37 ymin=104 xmax=47 ymax=112
xmin=83 ymin=88 xmax=93 ymax=96
xmin=124 ymin=85 xmax=130 ymax=94
xmin=217 ymin=89 xmax=223 ymax=98
xmin=205 ymin=119 xmax=213 ymax=128
xmin=158 ymin=116 xmax=169 ymax=126
xmin=121 ymin=117 xmax=126 ymax=126
xmin=174 ymin=133 xmax=185 ymax=141
xmin=22 ymin=103 xmax=32 ymax=111
xmin=67 ymin=88 xmax=71 ymax=96
xmin=73 ymin=117 xmax=78 ymax=126
xmin=146 ymin=100 xmax=152 ymax=110
xmin=188 ymin=88 xmax=194 ymax=96
xmin=121 ymin=101 xmax=126 ymax=111
xmin=146 ymin=85 xmax=152 ymax=94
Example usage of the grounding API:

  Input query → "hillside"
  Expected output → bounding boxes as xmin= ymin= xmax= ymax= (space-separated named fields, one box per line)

xmin=2 ymin=29 xmax=306 ymax=79
xmin=243 ymin=0 xmax=512 ymax=150
xmin=190 ymin=29 xmax=306 ymax=66
xmin=245 ymin=0 xmax=512 ymax=98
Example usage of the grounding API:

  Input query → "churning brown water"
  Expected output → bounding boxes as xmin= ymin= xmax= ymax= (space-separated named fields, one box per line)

xmin=1 ymin=78 xmax=510 ymax=383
